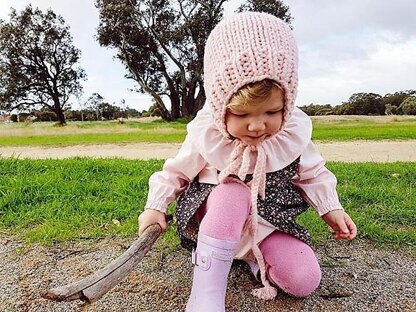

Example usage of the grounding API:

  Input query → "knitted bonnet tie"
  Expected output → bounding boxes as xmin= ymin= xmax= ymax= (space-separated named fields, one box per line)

xmin=218 ymin=141 xmax=275 ymax=299
xmin=204 ymin=12 xmax=299 ymax=300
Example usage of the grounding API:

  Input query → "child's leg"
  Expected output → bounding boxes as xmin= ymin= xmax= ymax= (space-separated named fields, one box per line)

xmin=199 ymin=182 xmax=251 ymax=240
xmin=259 ymin=231 xmax=321 ymax=297
xmin=187 ymin=182 xmax=251 ymax=312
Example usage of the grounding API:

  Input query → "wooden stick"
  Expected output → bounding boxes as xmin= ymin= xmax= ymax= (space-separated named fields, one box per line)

xmin=41 ymin=224 xmax=162 ymax=303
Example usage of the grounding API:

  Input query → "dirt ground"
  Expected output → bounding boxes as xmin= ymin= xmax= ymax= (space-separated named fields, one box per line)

xmin=1 ymin=140 xmax=416 ymax=162
xmin=1 ymin=234 xmax=415 ymax=312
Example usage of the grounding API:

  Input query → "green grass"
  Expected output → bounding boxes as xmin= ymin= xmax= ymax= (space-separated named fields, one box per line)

xmin=0 ymin=117 xmax=415 ymax=146
xmin=0 ymin=158 xmax=170 ymax=244
xmin=0 ymin=159 xmax=414 ymax=255
xmin=312 ymin=118 xmax=416 ymax=141
xmin=0 ymin=131 xmax=186 ymax=146
xmin=0 ymin=120 xmax=187 ymax=146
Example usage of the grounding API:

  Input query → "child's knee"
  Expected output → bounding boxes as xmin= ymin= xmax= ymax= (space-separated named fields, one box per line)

xmin=207 ymin=182 xmax=251 ymax=214
xmin=200 ymin=182 xmax=251 ymax=240
xmin=267 ymin=260 xmax=321 ymax=297
xmin=260 ymin=231 xmax=321 ymax=297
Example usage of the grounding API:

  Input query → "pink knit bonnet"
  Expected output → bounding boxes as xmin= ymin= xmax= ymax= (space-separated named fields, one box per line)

xmin=203 ymin=12 xmax=299 ymax=300
xmin=204 ymin=11 xmax=298 ymax=137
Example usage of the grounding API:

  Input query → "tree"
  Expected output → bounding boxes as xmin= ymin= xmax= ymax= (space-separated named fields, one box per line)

xmin=383 ymin=90 xmax=416 ymax=109
xmin=385 ymin=104 xmax=398 ymax=115
xmin=124 ymin=106 xmax=140 ymax=118
xmin=95 ymin=0 xmax=292 ymax=121
xmin=85 ymin=92 xmax=105 ymax=120
xmin=0 ymin=5 xmax=86 ymax=125
xmin=237 ymin=0 xmax=293 ymax=26
xmin=336 ymin=93 xmax=384 ymax=115
xmin=399 ymin=96 xmax=416 ymax=115
xmin=97 ymin=102 xmax=123 ymax=120
xmin=299 ymin=103 xmax=335 ymax=116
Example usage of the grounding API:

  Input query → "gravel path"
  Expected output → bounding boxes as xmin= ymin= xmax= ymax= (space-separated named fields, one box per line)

xmin=1 ymin=234 xmax=415 ymax=312
xmin=1 ymin=140 xmax=416 ymax=162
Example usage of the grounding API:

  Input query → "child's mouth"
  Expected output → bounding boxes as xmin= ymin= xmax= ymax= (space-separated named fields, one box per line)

xmin=246 ymin=134 xmax=266 ymax=141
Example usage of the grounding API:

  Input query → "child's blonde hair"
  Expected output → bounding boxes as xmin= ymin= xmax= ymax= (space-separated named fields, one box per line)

xmin=227 ymin=79 xmax=283 ymax=110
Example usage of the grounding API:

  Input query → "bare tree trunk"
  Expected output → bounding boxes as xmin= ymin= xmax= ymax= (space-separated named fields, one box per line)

xmin=154 ymin=97 xmax=172 ymax=121
xmin=170 ymin=95 xmax=181 ymax=119
xmin=54 ymin=101 xmax=66 ymax=125
xmin=194 ymin=85 xmax=206 ymax=114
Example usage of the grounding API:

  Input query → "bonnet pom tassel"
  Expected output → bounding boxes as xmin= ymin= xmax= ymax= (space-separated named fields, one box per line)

xmin=251 ymin=285 xmax=278 ymax=300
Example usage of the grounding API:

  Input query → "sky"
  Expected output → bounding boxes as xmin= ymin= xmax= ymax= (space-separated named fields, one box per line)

xmin=1 ymin=0 xmax=416 ymax=111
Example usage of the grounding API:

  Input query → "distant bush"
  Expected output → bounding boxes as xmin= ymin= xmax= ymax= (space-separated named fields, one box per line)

xmin=399 ymin=96 xmax=416 ymax=115
xmin=385 ymin=104 xmax=398 ymax=115
xmin=33 ymin=111 xmax=58 ymax=122
xmin=337 ymin=93 xmax=384 ymax=115
xmin=64 ymin=110 xmax=82 ymax=121
xmin=299 ymin=104 xmax=335 ymax=116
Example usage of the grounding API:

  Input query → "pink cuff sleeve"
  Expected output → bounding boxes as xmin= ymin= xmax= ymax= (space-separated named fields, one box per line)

xmin=145 ymin=134 xmax=207 ymax=212
xmin=292 ymin=141 xmax=344 ymax=216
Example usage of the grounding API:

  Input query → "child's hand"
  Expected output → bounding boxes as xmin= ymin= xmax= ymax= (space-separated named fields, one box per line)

xmin=138 ymin=209 xmax=168 ymax=236
xmin=321 ymin=210 xmax=357 ymax=240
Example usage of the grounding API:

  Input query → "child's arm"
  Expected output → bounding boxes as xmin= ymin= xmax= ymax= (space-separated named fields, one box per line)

xmin=292 ymin=141 xmax=357 ymax=240
xmin=139 ymin=132 xmax=207 ymax=234
xmin=292 ymin=141 xmax=342 ymax=216
xmin=145 ymin=136 xmax=207 ymax=212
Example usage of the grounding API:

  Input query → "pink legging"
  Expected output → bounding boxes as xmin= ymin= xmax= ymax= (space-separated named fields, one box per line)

xmin=198 ymin=182 xmax=321 ymax=297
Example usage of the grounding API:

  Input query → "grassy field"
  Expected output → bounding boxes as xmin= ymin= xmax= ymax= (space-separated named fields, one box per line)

xmin=311 ymin=115 xmax=416 ymax=141
xmin=0 ymin=115 xmax=415 ymax=146
xmin=0 ymin=158 xmax=414 ymax=255
xmin=0 ymin=119 xmax=187 ymax=146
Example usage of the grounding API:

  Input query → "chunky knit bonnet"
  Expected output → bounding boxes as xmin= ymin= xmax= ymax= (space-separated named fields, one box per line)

xmin=203 ymin=12 xmax=299 ymax=300
xmin=204 ymin=11 xmax=298 ymax=137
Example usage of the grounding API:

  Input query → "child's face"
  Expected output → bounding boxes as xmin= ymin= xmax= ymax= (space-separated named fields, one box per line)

xmin=225 ymin=86 xmax=284 ymax=146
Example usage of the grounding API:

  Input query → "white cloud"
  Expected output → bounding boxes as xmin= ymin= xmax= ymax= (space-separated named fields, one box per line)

xmin=284 ymin=0 xmax=416 ymax=107
xmin=1 ymin=0 xmax=416 ymax=111
xmin=298 ymin=36 xmax=416 ymax=106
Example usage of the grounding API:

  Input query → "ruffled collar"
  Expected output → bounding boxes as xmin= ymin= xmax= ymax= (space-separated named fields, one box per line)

xmin=187 ymin=105 xmax=312 ymax=173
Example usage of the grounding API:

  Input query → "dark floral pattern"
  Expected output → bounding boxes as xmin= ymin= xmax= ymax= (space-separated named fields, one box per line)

xmin=176 ymin=157 xmax=311 ymax=251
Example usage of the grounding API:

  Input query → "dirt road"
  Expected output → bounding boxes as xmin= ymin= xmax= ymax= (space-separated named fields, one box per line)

xmin=1 ymin=140 xmax=415 ymax=162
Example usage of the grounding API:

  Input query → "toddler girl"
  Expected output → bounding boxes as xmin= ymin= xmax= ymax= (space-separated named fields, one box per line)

xmin=138 ymin=12 xmax=357 ymax=312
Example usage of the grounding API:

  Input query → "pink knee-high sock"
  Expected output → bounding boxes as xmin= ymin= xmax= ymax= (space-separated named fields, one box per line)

xmin=259 ymin=231 xmax=321 ymax=297
xmin=199 ymin=182 xmax=251 ymax=241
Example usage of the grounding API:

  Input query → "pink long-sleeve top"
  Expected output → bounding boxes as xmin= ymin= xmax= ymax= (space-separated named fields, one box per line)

xmin=145 ymin=107 xmax=343 ymax=258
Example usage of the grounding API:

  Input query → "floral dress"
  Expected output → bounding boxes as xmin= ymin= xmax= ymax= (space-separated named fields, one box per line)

xmin=176 ymin=157 xmax=311 ymax=252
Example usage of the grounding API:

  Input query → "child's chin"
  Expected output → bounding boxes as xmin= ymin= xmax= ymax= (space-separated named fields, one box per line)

xmin=242 ymin=137 xmax=266 ymax=146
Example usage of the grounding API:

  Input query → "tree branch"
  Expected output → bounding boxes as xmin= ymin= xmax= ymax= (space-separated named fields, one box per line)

xmin=129 ymin=0 xmax=187 ymax=99
xmin=117 ymin=28 xmax=171 ymax=119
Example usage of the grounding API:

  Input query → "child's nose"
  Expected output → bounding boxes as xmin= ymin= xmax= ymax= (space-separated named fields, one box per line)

xmin=247 ymin=120 xmax=266 ymax=132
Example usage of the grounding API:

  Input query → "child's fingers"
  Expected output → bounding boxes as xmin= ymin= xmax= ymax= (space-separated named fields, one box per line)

xmin=333 ymin=217 xmax=357 ymax=240
xmin=158 ymin=219 xmax=168 ymax=232
xmin=138 ymin=223 xmax=150 ymax=236
xmin=330 ymin=220 xmax=350 ymax=240
xmin=333 ymin=231 xmax=350 ymax=240
xmin=337 ymin=220 xmax=350 ymax=235
xmin=345 ymin=215 xmax=357 ymax=239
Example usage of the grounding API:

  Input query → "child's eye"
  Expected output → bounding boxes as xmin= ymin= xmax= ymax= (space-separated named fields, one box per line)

xmin=231 ymin=112 xmax=248 ymax=117
xmin=267 ymin=111 xmax=280 ymax=115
